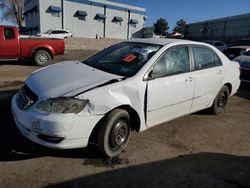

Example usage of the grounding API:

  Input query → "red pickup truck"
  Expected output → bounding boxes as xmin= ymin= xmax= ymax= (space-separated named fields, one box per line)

xmin=0 ymin=26 xmax=65 ymax=66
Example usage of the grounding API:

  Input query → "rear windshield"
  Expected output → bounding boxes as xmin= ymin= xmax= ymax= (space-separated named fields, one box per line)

xmin=84 ymin=42 xmax=162 ymax=77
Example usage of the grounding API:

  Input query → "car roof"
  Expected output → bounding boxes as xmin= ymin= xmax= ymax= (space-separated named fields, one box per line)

xmin=51 ymin=29 xmax=70 ymax=31
xmin=125 ymin=38 xmax=192 ymax=46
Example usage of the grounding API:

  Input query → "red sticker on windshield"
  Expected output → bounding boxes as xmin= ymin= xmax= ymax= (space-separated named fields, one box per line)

xmin=123 ymin=55 xmax=137 ymax=62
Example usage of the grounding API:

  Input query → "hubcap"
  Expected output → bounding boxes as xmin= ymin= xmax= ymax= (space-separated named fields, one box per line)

xmin=217 ymin=91 xmax=227 ymax=111
xmin=38 ymin=54 xmax=48 ymax=64
xmin=109 ymin=119 xmax=129 ymax=150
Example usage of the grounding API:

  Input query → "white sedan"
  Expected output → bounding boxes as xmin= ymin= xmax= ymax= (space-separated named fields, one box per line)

xmin=12 ymin=39 xmax=240 ymax=157
xmin=35 ymin=29 xmax=72 ymax=39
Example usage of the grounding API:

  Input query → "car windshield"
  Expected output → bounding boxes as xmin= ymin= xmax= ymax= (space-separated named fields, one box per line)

xmin=83 ymin=42 xmax=162 ymax=77
xmin=44 ymin=30 xmax=53 ymax=34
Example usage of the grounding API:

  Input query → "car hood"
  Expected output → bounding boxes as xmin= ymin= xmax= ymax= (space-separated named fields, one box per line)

xmin=25 ymin=61 xmax=123 ymax=99
xmin=234 ymin=55 xmax=250 ymax=68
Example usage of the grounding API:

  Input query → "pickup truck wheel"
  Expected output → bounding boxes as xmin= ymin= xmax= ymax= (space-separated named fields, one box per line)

xmin=34 ymin=50 xmax=52 ymax=66
xmin=210 ymin=86 xmax=229 ymax=114
xmin=98 ymin=109 xmax=131 ymax=157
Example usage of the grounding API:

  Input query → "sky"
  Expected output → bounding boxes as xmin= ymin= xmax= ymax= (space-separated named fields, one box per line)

xmin=0 ymin=0 xmax=250 ymax=30
xmin=114 ymin=0 xmax=250 ymax=30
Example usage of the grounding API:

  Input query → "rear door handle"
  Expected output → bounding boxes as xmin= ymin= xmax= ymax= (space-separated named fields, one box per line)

xmin=217 ymin=70 xmax=223 ymax=74
xmin=185 ymin=76 xmax=194 ymax=82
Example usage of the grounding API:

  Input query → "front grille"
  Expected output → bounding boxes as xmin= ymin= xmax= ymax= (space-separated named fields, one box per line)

xmin=16 ymin=85 xmax=38 ymax=110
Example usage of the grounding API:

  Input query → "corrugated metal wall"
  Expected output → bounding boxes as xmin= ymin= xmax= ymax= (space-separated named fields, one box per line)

xmin=185 ymin=13 xmax=250 ymax=43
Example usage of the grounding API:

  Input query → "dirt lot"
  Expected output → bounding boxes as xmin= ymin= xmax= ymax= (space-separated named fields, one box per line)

xmin=0 ymin=51 xmax=250 ymax=188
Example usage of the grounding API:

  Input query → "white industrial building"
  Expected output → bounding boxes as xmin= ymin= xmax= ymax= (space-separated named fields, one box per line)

xmin=24 ymin=0 xmax=146 ymax=39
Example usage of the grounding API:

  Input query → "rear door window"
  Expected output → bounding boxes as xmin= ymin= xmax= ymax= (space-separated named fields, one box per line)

xmin=192 ymin=46 xmax=222 ymax=70
xmin=4 ymin=28 xmax=15 ymax=40
xmin=51 ymin=30 xmax=63 ymax=34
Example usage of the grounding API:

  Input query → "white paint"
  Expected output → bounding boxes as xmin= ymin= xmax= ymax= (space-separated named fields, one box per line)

xmin=12 ymin=39 xmax=241 ymax=149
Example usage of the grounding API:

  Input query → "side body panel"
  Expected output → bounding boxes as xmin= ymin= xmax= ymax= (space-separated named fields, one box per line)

xmin=146 ymin=73 xmax=195 ymax=127
xmin=20 ymin=38 xmax=65 ymax=58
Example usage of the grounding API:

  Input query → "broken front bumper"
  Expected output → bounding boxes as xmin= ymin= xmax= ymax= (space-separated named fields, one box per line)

xmin=11 ymin=94 xmax=103 ymax=149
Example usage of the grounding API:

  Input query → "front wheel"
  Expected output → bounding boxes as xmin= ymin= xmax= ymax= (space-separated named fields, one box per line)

xmin=210 ymin=86 xmax=230 ymax=114
xmin=33 ymin=50 xmax=52 ymax=66
xmin=98 ymin=109 xmax=131 ymax=157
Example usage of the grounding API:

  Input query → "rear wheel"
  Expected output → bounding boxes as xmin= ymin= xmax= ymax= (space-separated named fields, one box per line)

xmin=98 ymin=109 xmax=131 ymax=157
xmin=33 ymin=50 xmax=52 ymax=66
xmin=210 ymin=86 xmax=229 ymax=114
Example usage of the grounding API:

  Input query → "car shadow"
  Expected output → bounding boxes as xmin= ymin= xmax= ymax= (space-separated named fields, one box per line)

xmin=48 ymin=152 xmax=250 ymax=188
xmin=194 ymin=83 xmax=250 ymax=116
xmin=0 ymin=89 xmax=101 ymax=162
xmin=236 ymin=82 xmax=250 ymax=100
xmin=0 ymin=82 xmax=249 ymax=162
xmin=0 ymin=60 xmax=36 ymax=67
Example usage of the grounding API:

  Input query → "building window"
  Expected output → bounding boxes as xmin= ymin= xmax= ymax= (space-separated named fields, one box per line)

xmin=130 ymin=19 xmax=139 ymax=28
xmin=75 ymin=10 xmax=87 ymax=21
xmin=95 ymin=13 xmax=106 ymax=23
xmin=112 ymin=16 xmax=123 ymax=26
xmin=47 ymin=6 xmax=61 ymax=17
xmin=51 ymin=12 xmax=60 ymax=17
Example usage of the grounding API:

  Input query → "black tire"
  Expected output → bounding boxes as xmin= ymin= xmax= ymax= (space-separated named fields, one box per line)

xmin=98 ymin=109 xmax=131 ymax=157
xmin=33 ymin=50 xmax=52 ymax=66
xmin=210 ymin=86 xmax=230 ymax=114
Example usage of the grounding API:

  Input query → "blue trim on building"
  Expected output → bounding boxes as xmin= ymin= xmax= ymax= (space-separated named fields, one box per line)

xmin=65 ymin=0 xmax=146 ymax=15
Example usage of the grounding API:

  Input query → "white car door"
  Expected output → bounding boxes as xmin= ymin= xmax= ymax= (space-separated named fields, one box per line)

xmin=190 ymin=46 xmax=224 ymax=112
xmin=146 ymin=46 xmax=195 ymax=127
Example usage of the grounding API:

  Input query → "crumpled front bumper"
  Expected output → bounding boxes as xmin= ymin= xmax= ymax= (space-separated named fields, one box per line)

xmin=11 ymin=94 xmax=103 ymax=149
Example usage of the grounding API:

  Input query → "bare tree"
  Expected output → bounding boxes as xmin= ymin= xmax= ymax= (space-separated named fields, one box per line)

xmin=0 ymin=0 xmax=24 ymax=27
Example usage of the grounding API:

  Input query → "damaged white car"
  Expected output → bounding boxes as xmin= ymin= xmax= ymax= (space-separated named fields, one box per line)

xmin=12 ymin=39 xmax=240 ymax=157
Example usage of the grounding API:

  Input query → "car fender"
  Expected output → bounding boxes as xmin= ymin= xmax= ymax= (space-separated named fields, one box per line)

xmin=76 ymin=79 xmax=147 ymax=131
xmin=30 ymin=44 xmax=55 ymax=57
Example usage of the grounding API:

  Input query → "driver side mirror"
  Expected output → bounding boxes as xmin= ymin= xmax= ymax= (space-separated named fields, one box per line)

xmin=144 ymin=68 xmax=156 ymax=81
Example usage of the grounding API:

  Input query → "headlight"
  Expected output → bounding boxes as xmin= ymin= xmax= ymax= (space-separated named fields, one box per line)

xmin=36 ymin=98 xmax=86 ymax=114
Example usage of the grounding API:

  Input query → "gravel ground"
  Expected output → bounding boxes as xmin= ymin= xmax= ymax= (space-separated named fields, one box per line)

xmin=0 ymin=51 xmax=250 ymax=188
